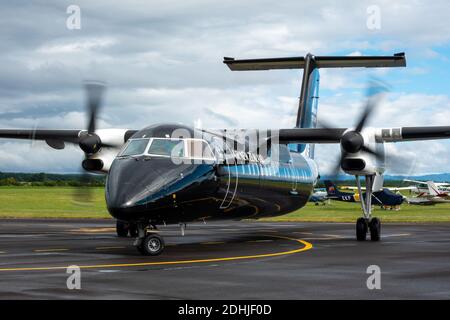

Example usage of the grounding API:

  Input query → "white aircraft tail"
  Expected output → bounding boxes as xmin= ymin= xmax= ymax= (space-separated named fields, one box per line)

xmin=427 ymin=181 xmax=440 ymax=196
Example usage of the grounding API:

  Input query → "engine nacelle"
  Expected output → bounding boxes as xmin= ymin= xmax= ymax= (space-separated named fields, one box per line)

xmin=340 ymin=128 xmax=385 ymax=176
xmin=83 ymin=129 xmax=130 ymax=173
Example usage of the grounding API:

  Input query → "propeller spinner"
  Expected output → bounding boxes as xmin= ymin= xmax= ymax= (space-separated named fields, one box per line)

xmin=324 ymin=80 xmax=387 ymax=178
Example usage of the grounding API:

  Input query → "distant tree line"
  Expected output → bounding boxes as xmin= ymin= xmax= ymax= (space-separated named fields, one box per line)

xmin=0 ymin=172 xmax=411 ymax=188
xmin=0 ymin=172 xmax=105 ymax=187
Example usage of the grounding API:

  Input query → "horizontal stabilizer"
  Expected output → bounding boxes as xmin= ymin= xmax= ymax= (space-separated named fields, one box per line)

xmin=223 ymin=53 xmax=406 ymax=71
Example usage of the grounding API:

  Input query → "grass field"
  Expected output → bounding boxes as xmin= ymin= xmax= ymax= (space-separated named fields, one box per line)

xmin=0 ymin=186 xmax=449 ymax=222
xmin=0 ymin=186 xmax=109 ymax=219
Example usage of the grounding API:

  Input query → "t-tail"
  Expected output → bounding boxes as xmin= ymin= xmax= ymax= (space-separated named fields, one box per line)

xmin=223 ymin=52 xmax=405 ymax=160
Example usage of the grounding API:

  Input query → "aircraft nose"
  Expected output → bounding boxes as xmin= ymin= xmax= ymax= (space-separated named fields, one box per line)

xmin=105 ymin=157 xmax=216 ymax=220
xmin=106 ymin=158 xmax=179 ymax=212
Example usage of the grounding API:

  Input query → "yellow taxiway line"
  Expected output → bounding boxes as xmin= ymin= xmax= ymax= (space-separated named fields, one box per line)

xmin=0 ymin=236 xmax=312 ymax=272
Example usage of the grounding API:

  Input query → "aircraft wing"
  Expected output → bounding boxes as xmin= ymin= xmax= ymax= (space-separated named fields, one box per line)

xmin=341 ymin=186 xmax=361 ymax=190
xmin=342 ymin=185 xmax=415 ymax=191
xmin=273 ymin=126 xmax=450 ymax=144
xmin=387 ymin=186 xmax=417 ymax=191
xmin=404 ymin=179 xmax=450 ymax=187
xmin=0 ymin=129 xmax=84 ymax=149
xmin=0 ymin=129 xmax=137 ymax=150
xmin=403 ymin=179 xmax=429 ymax=185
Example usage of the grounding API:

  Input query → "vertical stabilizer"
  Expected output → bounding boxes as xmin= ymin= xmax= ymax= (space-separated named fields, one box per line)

xmin=427 ymin=181 xmax=440 ymax=196
xmin=296 ymin=54 xmax=320 ymax=158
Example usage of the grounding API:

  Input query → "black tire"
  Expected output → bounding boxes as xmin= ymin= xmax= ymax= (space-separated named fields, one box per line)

xmin=116 ymin=220 xmax=129 ymax=237
xmin=139 ymin=233 xmax=165 ymax=256
xmin=128 ymin=223 xmax=138 ymax=237
xmin=356 ymin=218 xmax=367 ymax=241
xmin=369 ymin=217 xmax=381 ymax=241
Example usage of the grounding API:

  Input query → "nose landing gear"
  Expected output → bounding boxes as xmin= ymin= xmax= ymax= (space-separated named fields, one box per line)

xmin=137 ymin=233 xmax=165 ymax=256
xmin=133 ymin=222 xmax=165 ymax=256
xmin=355 ymin=175 xmax=381 ymax=241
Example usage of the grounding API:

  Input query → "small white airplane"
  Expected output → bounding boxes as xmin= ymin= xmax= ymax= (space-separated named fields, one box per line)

xmin=309 ymin=188 xmax=329 ymax=205
xmin=403 ymin=179 xmax=450 ymax=194
xmin=405 ymin=181 xmax=450 ymax=205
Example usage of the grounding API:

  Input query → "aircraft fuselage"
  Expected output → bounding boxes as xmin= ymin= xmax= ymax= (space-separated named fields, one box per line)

xmin=105 ymin=124 xmax=318 ymax=225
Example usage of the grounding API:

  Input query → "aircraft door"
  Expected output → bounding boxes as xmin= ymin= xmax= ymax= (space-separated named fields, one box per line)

xmin=212 ymin=137 xmax=239 ymax=209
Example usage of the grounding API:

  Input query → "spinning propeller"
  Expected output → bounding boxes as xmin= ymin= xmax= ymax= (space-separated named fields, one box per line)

xmin=73 ymin=81 xmax=109 ymax=204
xmin=322 ymin=80 xmax=388 ymax=179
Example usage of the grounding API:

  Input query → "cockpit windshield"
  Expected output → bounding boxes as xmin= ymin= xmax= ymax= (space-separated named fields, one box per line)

xmin=117 ymin=137 xmax=215 ymax=161
xmin=119 ymin=138 xmax=150 ymax=157
xmin=148 ymin=139 xmax=184 ymax=157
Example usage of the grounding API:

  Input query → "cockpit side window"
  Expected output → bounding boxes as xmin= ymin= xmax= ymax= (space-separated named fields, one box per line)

xmin=186 ymin=139 xmax=215 ymax=160
xmin=119 ymin=138 xmax=150 ymax=156
xmin=148 ymin=139 xmax=185 ymax=157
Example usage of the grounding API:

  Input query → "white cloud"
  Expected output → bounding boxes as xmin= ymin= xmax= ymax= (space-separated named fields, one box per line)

xmin=37 ymin=37 xmax=117 ymax=54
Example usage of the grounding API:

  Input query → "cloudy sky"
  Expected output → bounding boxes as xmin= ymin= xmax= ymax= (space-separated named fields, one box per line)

xmin=0 ymin=0 xmax=449 ymax=174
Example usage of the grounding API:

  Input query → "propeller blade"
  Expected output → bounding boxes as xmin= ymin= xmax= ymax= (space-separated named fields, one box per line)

xmin=327 ymin=150 xmax=347 ymax=181
xmin=355 ymin=80 xmax=388 ymax=133
xmin=72 ymin=171 xmax=95 ymax=205
xmin=84 ymin=81 xmax=106 ymax=134
xmin=73 ymin=81 xmax=106 ymax=205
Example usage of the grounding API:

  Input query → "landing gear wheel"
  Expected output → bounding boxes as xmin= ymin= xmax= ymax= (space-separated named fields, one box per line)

xmin=369 ymin=217 xmax=381 ymax=241
xmin=356 ymin=218 xmax=367 ymax=241
xmin=137 ymin=233 xmax=165 ymax=256
xmin=116 ymin=220 xmax=129 ymax=237
xmin=128 ymin=223 xmax=138 ymax=237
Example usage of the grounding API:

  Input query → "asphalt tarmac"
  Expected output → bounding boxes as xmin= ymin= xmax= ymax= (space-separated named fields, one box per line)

xmin=0 ymin=219 xmax=449 ymax=299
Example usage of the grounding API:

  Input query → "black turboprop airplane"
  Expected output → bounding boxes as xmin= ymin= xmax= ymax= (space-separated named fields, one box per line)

xmin=324 ymin=180 xmax=404 ymax=207
xmin=1 ymin=52 xmax=450 ymax=255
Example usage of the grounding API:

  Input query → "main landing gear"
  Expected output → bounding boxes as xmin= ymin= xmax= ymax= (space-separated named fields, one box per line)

xmin=355 ymin=175 xmax=381 ymax=241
